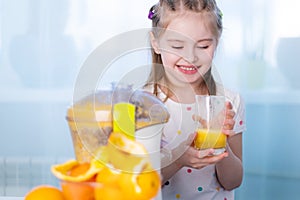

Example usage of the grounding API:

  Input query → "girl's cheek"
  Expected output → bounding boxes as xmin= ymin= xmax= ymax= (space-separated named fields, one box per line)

xmin=197 ymin=51 xmax=213 ymax=64
xmin=161 ymin=52 xmax=181 ymax=67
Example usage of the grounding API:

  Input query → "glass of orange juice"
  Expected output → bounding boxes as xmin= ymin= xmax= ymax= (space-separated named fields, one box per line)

xmin=193 ymin=95 xmax=227 ymax=155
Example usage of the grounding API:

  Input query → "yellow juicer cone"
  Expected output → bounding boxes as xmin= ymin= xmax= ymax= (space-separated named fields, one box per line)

xmin=113 ymin=103 xmax=135 ymax=139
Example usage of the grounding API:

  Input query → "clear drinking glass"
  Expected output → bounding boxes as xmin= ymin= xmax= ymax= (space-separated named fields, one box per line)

xmin=193 ymin=95 xmax=227 ymax=155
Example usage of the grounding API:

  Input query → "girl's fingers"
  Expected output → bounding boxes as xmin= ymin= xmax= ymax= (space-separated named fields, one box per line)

xmin=223 ymin=118 xmax=235 ymax=130
xmin=222 ymin=129 xmax=235 ymax=137
xmin=226 ymin=109 xmax=235 ymax=119
xmin=192 ymin=114 xmax=207 ymax=128
xmin=197 ymin=152 xmax=228 ymax=167
xmin=223 ymin=101 xmax=235 ymax=136
xmin=225 ymin=101 xmax=233 ymax=110
xmin=191 ymin=151 xmax=228 ymax=169
xmin=197 ymin=148 xmax=215 ymax=158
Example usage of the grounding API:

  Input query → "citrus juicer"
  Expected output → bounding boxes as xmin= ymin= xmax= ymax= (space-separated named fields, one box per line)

xmin=66 ymin=84 xmax=169 ymax=162
xmin=65 ymin=84 xmax=170 ymax=199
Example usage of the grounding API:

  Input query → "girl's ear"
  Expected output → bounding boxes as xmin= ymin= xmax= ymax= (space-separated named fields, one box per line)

xmin=150 ymin=32 xmax=160 ymax=54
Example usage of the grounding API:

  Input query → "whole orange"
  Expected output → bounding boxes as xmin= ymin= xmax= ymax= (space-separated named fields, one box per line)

xmin=25 ymin=185 xmax=65 ymax=200
xmin=95 ymin=167 xmax=123 ymax=200
xmin=94 ymin=185 xmax=123 ymax=200
xmin=95 ymin=167 xmax=120 ymax=185
xmin=135 ymin=171 xmax=161 ymax=199
xmin=118 ymin=171 xmax=161 ymax=200
xmin=61 ymin=181 xmax=94 ymax=200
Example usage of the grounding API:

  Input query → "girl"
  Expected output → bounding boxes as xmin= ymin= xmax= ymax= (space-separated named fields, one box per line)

xmin=145 ymin=0 xmax=246 ymax=199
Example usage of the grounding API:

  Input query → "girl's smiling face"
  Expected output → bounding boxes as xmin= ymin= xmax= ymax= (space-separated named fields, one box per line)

xmin=153 ymin=12 xmax=217 ymax=87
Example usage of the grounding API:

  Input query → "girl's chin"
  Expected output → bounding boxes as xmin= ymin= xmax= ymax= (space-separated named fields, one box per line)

xmin=178 ymin=75 xmax=202 ymax=85
xmin=179 ymin=72 xmax=202 ymax=81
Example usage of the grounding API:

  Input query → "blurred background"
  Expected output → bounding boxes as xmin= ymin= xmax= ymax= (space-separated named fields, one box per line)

xmin=0 ymin=0 xmax=300 ymax=199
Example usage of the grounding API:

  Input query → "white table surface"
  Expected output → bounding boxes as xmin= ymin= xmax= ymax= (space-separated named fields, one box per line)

xmin=0 ymin=197 xmax=23 ymax=200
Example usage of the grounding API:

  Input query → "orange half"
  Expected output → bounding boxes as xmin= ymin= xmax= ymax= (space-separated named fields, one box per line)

xmin=51 ymin=159 xmax=103 ymax=182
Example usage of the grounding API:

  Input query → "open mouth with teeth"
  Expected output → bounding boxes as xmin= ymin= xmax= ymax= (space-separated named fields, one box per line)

xmin=177 ymin=65 xmax=199 ymax=75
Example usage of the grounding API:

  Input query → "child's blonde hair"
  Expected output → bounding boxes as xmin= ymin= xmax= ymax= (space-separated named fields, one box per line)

xmin=146 ymin=0 xmax=223 ymax=99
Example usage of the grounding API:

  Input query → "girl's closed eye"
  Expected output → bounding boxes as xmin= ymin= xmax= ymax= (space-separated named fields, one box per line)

xmin=172 ymin=46 xmax=184 ymax=49
xmin=196 ymin=39 xmax=214 ymax=49
xmin=167 ymin=39 xmax=184 ymax=50
xmin=197 ymin=45 xmax=209 ymax=49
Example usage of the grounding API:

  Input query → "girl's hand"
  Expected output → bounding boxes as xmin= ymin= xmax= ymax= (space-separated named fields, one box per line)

xmin=172 ymin=133 xmax=228 ymax=170
xmin=222 ymin=101 xmax=235 ymax=137
xmin=192 ymin=101 xmax=235 ymax=137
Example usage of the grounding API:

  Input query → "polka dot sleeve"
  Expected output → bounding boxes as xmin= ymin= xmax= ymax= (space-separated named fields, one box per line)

xmin=231 ymin=93 xmax=246 ymax=134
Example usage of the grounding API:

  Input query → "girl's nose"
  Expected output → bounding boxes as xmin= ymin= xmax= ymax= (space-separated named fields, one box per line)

xmin=184 ymin=48 xmax=198 ymax=64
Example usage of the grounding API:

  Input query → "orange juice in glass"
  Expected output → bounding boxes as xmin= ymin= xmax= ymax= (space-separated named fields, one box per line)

xmin=193 ymin=95 xmax=226 ymax=155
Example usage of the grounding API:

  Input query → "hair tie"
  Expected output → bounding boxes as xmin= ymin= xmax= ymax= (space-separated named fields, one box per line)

xmin=148 ymin=3 xmax=158 ymax=20
xmin=148 ymin=10 xmax=154 ymax=20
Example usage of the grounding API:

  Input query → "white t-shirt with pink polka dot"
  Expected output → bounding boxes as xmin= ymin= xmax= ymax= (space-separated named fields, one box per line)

xmin=158 ymin=87 xmax=246 ymax=200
